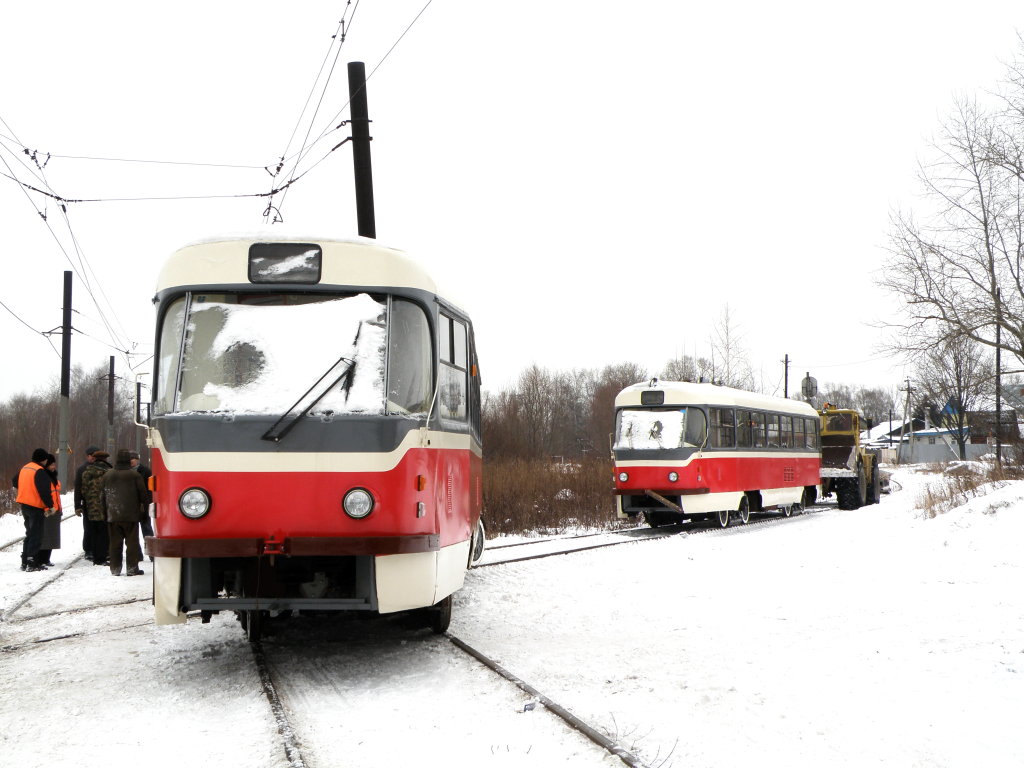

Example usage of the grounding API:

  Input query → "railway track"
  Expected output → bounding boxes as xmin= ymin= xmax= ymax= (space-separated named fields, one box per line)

xmin=252 ymin=617 xmax=646 ymax=767
xmin=478 ymin=502 xmax=837 ymax=567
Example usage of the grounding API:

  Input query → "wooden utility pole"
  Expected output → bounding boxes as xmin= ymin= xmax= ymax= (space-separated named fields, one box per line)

xmin=897 ymin=379 xmax=914 ymax=464
xmin=996 ymin=288 xmax=1003 ymax=466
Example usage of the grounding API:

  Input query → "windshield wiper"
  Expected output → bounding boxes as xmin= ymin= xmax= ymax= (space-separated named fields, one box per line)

xmin=261 ymin=355 xmax=356 ymax=442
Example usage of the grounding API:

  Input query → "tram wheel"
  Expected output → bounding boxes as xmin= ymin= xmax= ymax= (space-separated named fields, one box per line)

xmin=738 ymin=495 xmax=751 ymax=525
xmin=243 ymin=610 xmax=263 ymax=642
xmin=717 ymin=508 xmax=730 ymax=528
xmin=428 ymin=594 xmax=453 ymax=634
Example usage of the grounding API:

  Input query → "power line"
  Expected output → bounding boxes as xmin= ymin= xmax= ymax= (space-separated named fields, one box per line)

xmin=266 ymin=2 xmax=361 ymax=222
xmin=267 ymin=0 xmax=434 ymax=222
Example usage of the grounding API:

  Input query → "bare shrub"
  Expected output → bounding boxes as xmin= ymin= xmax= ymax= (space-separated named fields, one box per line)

xmin=482 ymin=456 xmax=621 ymax=536
xmin=0 ymin=487 xmax=16 ymax=517
xmin=916 ymin=464 xmax=1003 ymax=518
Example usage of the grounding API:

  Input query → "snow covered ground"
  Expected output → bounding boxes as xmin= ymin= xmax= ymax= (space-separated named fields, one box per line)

xmin=2 ymin=465 xmax=1023 ymax=767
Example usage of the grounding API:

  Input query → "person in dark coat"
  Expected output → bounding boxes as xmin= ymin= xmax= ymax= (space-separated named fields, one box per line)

xmin=101 ymin=449 xmax=148 ymax=576
xmin=14 ymin=448 xmax=56 ymax=571
xmin=81 ymin=451 xmax=112 ymax=566
xmin=129 ymin=451 xmax=154 ymax=552
xmin=74 ymin=445 xmax=100 ymax=559
xmin=36 ymin=453 xmax=63 ymax=567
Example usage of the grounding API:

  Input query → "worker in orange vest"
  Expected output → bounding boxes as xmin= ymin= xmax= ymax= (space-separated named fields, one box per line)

xmin=15 ymin=448 xmax=57 ymax=572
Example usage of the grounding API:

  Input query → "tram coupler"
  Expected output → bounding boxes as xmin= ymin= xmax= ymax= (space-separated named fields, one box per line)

xmin=262 ymin=535 xmax=284 ymax=556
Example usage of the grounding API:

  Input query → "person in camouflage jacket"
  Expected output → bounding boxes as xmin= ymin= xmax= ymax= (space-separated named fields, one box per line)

xmin=80 ymin=451 xmax=112 ymax=566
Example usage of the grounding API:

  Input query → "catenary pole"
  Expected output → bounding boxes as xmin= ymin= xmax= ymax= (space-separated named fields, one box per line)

xmin=106 ymin=356 xmax=115 ymax=454
xmin=57 ymin=271 xmax=72 ymax=487
xmin=347 ymin=61 xmax=376 ymax=239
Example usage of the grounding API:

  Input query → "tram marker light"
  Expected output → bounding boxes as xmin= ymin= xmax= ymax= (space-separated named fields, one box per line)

xmin=416 ymin=475 xmax=427 ymax=491
xmin=668 ymin=471 xmax=679 ymax=482
xmin=618 ymin=472 xmax=629 ymax=482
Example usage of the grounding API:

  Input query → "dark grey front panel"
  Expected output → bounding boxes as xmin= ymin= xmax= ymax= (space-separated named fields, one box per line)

xmin=154 ymin=413 xmax=434 ymax=453
xmin=613 ymin=447 xmax=699 ymax=463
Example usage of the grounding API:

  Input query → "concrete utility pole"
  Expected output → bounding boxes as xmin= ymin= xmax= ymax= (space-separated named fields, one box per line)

xmin=782 ymin=354 xmax=789 ymax=398
xmin=106 ymin=356 xmax=115 ymax=455
xmin=57 ymin=271 xmax=72 ymax=487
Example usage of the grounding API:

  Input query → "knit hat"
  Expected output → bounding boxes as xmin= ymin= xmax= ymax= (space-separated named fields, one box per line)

xmin=85 ymin=445 xmax=100 ymax=456
xmin=31 ymin=448 xmax=49 ymax=464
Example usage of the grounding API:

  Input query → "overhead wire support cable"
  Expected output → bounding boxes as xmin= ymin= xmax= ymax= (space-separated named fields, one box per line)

xmin=265 ymin=2 xmax=360 ymax=222
xmin=279 ymin=0 xmax=434 ymax=185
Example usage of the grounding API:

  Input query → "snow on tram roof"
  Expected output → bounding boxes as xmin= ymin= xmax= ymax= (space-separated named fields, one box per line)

xmin=155 ymin=232 xmax=444 ymax=298
xmin=615 ymin=380 xmax=818 ymax=417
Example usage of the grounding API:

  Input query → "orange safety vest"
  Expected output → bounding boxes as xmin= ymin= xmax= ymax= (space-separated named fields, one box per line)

xmin=15 ymin=462 xmax=49 ymax=509
xmin=51 ymin=479 xmax=63 ymax=512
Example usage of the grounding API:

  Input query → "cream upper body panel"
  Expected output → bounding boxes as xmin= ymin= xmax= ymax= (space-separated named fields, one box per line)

xmin=156 ymin=235 xmax=440 ymax=296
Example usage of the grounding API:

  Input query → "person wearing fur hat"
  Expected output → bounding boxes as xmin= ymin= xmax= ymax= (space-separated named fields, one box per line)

xmin=13 ymin=448 xmax=56 ymax=572
xmin=73 ymin=444 xmax=101 ymax=559
xmin=100 ymin=449 xmax=148 ymax=576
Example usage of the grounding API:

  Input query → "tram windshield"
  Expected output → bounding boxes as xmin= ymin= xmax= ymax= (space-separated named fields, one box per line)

xmin=154 ymin=293 xmax=433 ymax=417
xmin=613 ymin=407 xmax=707 ymax=450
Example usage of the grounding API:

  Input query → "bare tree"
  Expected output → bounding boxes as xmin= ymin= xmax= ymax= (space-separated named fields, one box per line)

xmin=709 ymin=304 xmax=755 ymax=390
xmin=881 ymin=88 xmax=1024 ymax=366
xmin=914 ymin=334 xmax=994 ymax=459
xmin=659 ymin=354 xmax=712 ymax=383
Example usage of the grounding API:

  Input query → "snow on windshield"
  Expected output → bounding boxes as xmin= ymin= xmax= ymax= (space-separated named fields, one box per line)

xmin=180 ymin=294 xmax=385 ymax=415
xmin=615 ymin=409 xmax=688 ymax=450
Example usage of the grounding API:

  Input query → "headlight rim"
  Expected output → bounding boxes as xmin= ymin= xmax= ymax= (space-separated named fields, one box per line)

xmin=179 ymin=487 xmax=211 ymax=519
xmin=343 ymin=487 xmax=375 ymax=519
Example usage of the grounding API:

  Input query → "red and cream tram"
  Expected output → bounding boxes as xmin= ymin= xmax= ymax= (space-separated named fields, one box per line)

xmin=612 ymin=380 xmax=820 ymax=527
xmin=144 ymin=235 xmax=483 ymax=638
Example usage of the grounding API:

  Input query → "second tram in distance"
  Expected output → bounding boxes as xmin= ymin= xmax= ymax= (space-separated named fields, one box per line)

xmin=612 ymin=380 xmax=821 ymax=527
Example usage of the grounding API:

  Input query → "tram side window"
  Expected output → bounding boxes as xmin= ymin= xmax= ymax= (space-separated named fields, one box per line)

xmin=766 ymin=414 xmax=781 ymax=448
xmin=439 ymin=313 xmax=468 ymax=422
xmin=709 ymin=408 xmax=735 ymax=448
xmin=794 ymin=417 xmax=807 ymax=448
xmin=805 ymin=417 xmax=819 ymax=449
xmin=779 ymin=415 xmax=793 ymax=448
xmin=751 ymin=411 xmax=767 ymax=448
xmin=737 ymin=410 xmax=752 ymax=448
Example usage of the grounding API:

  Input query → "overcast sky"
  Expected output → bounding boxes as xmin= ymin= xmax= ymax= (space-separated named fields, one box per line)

xmin=2 ymin=2 xmax=1022 ymax=405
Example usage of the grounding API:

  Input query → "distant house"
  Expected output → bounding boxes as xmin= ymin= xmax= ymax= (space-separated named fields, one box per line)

xmin=898 ymin=410 xmax=1019 ymax=463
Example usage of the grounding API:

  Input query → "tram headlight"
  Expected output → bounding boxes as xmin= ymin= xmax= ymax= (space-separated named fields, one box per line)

xmin=179 ymin=488 xmax=211 ymax=519
xmin=343 ymin=488 xmax=374 ymax=519
xmin=617 ymin=472 xmax=629 ymax=483
xmin=668 ymin=471 xmax=679 ymax=483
